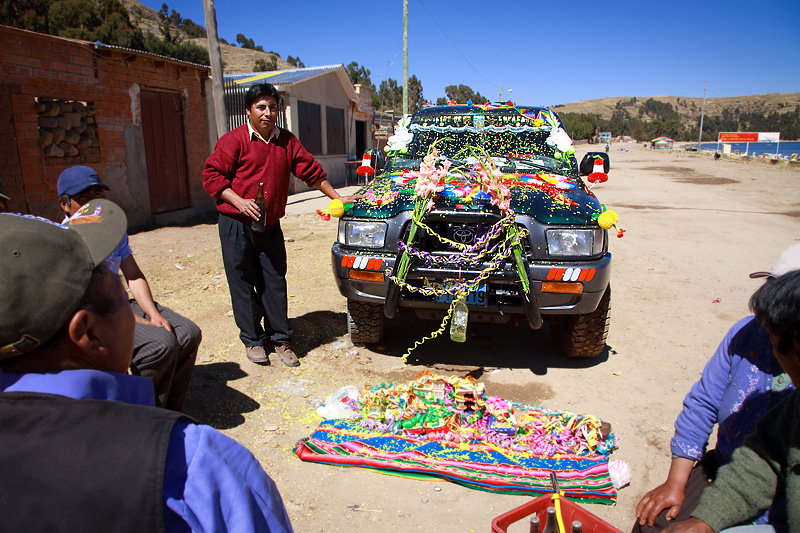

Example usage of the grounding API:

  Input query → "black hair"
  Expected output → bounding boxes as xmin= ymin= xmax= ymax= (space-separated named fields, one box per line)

xmin=245 ymin=83 xmax=282 ymax=110
xmin=750 ymin=269 xmax=800 ymax=353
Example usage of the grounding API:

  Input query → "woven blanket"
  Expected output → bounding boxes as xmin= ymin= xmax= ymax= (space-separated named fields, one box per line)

xmin=294 ymin=419 xmax=616 ymax=504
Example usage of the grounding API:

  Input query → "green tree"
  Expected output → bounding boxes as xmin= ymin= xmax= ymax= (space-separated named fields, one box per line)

xmin=0 ymin=0 xmax=51 ymax=33
xmin=48 ymin=0 xmax=143 ymax=49
xmin=345 ymin=61 xmax=375 ymax=91
xmin=407 ymin=75 xmax=426 ymax=114
xmin=435 ymin=84 xmax=486 ymax=105
xmin=377 ymin=78 xmax=402 ymax=112
xmin=236 ymin=32 xmax=255 ymax=49
xmin=286 ymin=55 xmax=305 ymax=68
xmin=142 ymin=30 xmax=208 ymax=64
xmin=253 ymin=56 xmax=277 ymax=72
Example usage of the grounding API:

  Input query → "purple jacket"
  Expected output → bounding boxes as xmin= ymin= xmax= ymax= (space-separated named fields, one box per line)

xmin=671 ymin=316 xmax=795 ymax=465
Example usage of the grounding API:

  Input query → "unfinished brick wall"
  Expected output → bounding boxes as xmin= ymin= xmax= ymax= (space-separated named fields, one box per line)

xmin=0 ymin=24 xmax=211 ymax=224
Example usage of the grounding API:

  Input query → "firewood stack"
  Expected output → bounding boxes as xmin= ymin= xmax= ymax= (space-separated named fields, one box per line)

xmin=36 ymin=97 xmax=99 ymax=159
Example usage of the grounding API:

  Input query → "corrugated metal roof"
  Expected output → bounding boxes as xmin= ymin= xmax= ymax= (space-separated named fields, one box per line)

xmin=91 ymin=41 xmax=210 ymax=70
xmin=225 ymin=64 xmax=343 ymax=85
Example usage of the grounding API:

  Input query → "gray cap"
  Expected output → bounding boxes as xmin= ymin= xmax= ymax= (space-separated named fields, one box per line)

xmin=0 ymin=199 xmax=127 ymax=360
xmin=750 ymin=243 xmax=800 ymax=279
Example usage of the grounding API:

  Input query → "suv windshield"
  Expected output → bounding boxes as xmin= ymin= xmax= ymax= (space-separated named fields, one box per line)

xmin=384 ymin=106 xmax=578 ymax=176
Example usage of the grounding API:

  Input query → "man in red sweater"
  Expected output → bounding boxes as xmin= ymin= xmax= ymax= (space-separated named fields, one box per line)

xmin=202 ymin=83 xmax=360 ymax=367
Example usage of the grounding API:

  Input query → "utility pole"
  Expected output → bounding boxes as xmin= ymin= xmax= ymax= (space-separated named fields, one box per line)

xmin=698 ymin=81 xmax=707 ymax=150
xmin=498 ymin=83 xmax=501 ymax=103
xmin=203 ymin=0 xmax=228 ymax=140
xmin=403 ymin=0 xmax=408 ymax=117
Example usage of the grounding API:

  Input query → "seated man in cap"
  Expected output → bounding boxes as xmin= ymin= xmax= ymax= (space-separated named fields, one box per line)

xmin=0 ymin=201 xmax=293 ymax=532
xmin=57 ymin=165 xmax=201 ymax=411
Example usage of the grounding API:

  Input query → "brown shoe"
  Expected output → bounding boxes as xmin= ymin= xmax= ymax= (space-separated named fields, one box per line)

xmin=274 ymin=344 xmax=300 ymax=367
xmin=246 ymin=346 xmax=269 ymax=364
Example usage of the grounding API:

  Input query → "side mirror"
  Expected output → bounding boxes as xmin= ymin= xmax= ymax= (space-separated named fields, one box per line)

xmin=579 ymin=152 xmax=610 ymax=175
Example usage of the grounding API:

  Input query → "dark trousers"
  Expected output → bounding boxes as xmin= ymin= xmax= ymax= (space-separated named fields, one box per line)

xmin=631 ymin=451 xmax=717 ymax=533
xmin=218 ymin=215 xmax=291 ymax=348
xmin=129 ymin=301 xmax=201 ymax=412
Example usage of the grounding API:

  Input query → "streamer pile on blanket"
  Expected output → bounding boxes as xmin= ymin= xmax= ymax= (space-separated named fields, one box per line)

xmin=294 ymin=372 xmax=619 ymax=504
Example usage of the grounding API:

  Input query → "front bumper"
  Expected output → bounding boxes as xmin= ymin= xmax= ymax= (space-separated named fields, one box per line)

xmin=331 ymin=242 xmax=611 ymax=317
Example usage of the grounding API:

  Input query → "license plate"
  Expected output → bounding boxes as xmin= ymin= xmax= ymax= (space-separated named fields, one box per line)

xmin=436 ymin=283 xmax=487 ymax=306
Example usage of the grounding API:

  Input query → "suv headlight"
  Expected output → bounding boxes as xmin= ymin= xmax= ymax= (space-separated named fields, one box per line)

xmin=546 ymin=228 xmax=604 ymax=257
xmin=338 ymin=220 xmax=387 ymax=248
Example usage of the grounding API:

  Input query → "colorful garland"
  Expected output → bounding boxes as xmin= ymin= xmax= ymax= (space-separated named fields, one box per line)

xmin=356 ymin=371 xmax=616 ymax=458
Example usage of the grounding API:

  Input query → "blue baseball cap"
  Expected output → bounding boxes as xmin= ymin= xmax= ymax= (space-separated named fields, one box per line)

xmin=57 ymin=166 xmax=110 ymax=196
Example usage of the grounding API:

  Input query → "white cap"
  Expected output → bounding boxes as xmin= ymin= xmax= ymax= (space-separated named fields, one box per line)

xmin=750 ymin=243 xmax=800 ymax=279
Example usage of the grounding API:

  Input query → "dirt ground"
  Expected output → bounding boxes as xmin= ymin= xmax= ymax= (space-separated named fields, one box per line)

xmin=130 ymin=145 xmax=800 ymax=532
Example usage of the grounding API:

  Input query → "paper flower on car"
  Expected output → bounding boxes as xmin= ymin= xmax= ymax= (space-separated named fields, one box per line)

xmin=592 ymin=206 xmax=625 ymax=238
xmin=546 ymin=126 xmax=573 ymax=153
xmin=386 ymin=115 xmax=413 ymax=152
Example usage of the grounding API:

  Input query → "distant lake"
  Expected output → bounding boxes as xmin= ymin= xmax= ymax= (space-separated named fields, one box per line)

xmin=688 ymin=141 xmax=800 ymax=159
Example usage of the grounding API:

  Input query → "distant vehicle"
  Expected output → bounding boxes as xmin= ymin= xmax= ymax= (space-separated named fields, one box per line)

xmin=331 ymin=105 xmax=613 ymax=358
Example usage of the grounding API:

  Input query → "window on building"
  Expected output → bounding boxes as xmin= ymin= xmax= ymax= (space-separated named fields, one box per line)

xmin=297 ymin=100 xmax=321 ymax=155
xmin=326 ymin=106 xmax=345 ymax=155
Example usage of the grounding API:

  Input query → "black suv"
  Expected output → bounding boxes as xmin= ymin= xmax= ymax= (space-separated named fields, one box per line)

xmin=331 ymin=105 xmax=612 ymax=358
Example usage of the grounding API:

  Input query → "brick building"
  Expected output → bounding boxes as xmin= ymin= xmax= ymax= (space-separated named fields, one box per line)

xmin=0 ymin=24 xmax=215 ymax=227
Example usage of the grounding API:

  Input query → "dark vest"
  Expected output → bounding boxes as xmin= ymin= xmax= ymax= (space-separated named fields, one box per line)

xmin=0 ymin=392 xmax=191 ymax=532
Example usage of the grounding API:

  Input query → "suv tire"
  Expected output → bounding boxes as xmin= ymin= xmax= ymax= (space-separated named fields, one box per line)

xmin=550 ymin=285 xmax=610 ymax=358
xmin=347 ymin=299 xmax=385 ymax=345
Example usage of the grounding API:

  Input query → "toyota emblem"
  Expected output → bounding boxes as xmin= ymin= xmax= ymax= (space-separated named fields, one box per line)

xmin=452 ymin=226 xmax=475 ymax=244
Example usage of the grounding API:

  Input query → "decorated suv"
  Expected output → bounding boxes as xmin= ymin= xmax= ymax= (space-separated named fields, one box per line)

xmin=330 ymin=104 xmax=620 ymax=360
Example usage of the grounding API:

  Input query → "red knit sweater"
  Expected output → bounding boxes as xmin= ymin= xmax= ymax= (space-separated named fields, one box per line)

xmin=202 ymin=125 xmax=326 ymax=225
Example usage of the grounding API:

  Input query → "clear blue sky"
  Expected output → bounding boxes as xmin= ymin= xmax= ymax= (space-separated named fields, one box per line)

xmin=140 ymin=0 xmax=799 ymax=107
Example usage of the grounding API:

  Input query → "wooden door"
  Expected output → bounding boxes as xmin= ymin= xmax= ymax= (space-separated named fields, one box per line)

xmin=141 ymin=90 xmax=191 ymax=213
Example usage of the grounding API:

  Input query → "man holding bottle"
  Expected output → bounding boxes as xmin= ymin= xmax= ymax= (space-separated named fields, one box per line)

xmin=202 ymin=83 xmax=359 ymax=367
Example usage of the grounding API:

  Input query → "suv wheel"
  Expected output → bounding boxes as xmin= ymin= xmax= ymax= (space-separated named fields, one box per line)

xmin=550 ymin=285 xmax=610 ymax=358
xmin=347 ymin=299 xmax=385 ymax=345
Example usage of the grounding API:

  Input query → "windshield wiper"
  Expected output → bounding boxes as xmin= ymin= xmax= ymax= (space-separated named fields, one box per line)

xmin=503 ymin=155 xmax=555 ymax=173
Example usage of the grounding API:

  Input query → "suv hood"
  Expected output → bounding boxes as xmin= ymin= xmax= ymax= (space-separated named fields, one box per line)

xmin=349 ymin=171 xmax=602 ymax=225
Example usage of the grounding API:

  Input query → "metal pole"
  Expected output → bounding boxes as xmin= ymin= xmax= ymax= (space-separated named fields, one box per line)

xmin=697 ymin=80 xmax=706 ymax=150
xmin=498 ymin=83 xmax=501 ymax=103
xmin=203 ymin=0 xmax=228 ymax=140
xmin=403 ymin=0 xmax=408 ymax=117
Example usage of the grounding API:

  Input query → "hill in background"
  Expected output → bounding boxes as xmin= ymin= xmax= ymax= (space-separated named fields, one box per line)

xmin=120 ymin=0 xmax=294 ymax=72
xmin=554 ymin=93 xmax=800 ymax=127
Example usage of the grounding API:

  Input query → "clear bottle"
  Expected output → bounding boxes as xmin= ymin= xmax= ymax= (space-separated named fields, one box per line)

xmin=449 ymin=295 xmax=468 ymax=342
xmin=251 ymin=182 xmax=266 ymax=233
xmin=528 ymin=514 xmax=541 ymax=533
xmin=541 ymin=507 xmax=558 ymax=533
xmin=571 ymin=521 xmax=582 ymax=533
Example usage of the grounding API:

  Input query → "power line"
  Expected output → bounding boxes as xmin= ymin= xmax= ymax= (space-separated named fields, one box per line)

xmin=415 ymin=0 xmax=496 ymax=92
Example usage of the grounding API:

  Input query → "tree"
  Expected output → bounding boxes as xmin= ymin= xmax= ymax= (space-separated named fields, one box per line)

xmin=142 ymin=30 xmax=208 ymax=64
xmin=435 ymin=84 xmax=487 ymax=105
xmin=236 ymin=32 xmax=255 ymax=49
xmin=48 ymin=0 xmax=144 ymax=49
xmin=253 ymin=56 xmax=277 ymax=72
xmin=346 ymin=61 xmax=375 ymax=90
xmin=407 ymin=75 xmax=426 ymax=114
xmin=377 ymin=78 xmax=402 ymax=112
xmin=286 ymin=55 xmax=305 ymax=68
xmin=0 ymin=0 xmax=51 ymax=33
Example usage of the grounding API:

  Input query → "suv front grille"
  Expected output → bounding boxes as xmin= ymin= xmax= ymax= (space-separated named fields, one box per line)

xmin=400 ymin=215 xmax=532 ymax=260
